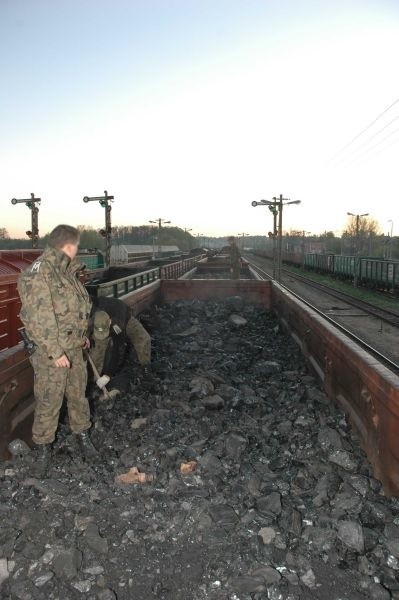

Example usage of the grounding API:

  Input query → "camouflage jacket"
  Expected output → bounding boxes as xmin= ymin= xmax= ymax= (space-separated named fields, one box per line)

xmin=89 ymin=296 xmax=151 ymax=368
xmin=89 ymin=315 xmax=151 ymax=377
xmin=17 ymin=246 xmax=91 ymax=359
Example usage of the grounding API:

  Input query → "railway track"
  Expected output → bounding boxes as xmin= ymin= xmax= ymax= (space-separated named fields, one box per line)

xmin=248 ymin=254 xmax=399 ymax=328
xmin=284 ymin=265 xmax=399 ymax=327
xmin=247 ymin=258 xmax=399 ymax=374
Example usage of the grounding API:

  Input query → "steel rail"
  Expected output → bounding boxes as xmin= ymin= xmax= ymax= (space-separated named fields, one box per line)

xmin=282 ymin=267 xmax=399 ymax=326
xmin=247 ymin=254 xmax=399 ymax=327
xmin=248 ymin=259 xmax=399 ymax=374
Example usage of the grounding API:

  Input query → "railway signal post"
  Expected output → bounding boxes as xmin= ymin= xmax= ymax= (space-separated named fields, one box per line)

xmin=83 ymin=190 xmax=114 ymax=268
xmin=252 ymin=195 xmax=301 ymax=281
xmin=276 ymin=195 xmax=301 ymax=281
xmin=10 ymin=193 xmax=41 ymax=248
xmin=251 ymin=198 xmax=278 ymax=278
xmin=237 ymin=232 xmax=249 ymax=251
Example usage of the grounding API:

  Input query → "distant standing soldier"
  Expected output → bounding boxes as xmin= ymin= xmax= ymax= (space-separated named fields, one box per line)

xmin=18 ymin=224 xmax=97 ymax=476
xmin=228 ymin=236 xmax=241 ymax=280
xmin=89 ymin=296 xmax=151 ymax=400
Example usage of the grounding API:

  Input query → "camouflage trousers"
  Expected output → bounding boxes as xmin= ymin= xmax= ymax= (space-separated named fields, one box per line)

xmin=30 ymin=348 xmax=91 ymax=445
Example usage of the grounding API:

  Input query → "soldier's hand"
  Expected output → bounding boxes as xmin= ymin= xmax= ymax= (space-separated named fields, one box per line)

xmin=82 ymin=336 xmax=90 ymax=349
xmin=96 ymin=375 xmax=110 ymax=389
xmin=54 ymin=354 xmax=71 ymax=368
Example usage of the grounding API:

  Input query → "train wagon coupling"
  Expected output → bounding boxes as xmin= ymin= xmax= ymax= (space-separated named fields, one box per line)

xmin=2 ymin=253 xmax=399 ymax=598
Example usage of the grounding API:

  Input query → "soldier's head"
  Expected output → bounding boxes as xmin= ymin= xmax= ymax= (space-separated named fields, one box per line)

xmin=227 ymin=236 xmax=235 ymax=246
xmin=48 ymin=225 xmax=80 ymax=259
xmin=93 ymin=310 xmax=111 ymax=341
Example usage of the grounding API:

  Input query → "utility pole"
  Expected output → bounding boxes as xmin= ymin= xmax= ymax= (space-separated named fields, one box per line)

xmin=11 ymin=193 xmax=41 ymax=248
xmin=347 ymin=212 xmax=369 ymax=287
xmin=83 ymin=190 xmax=114 ymax=268
xmin=149 ymin=218 xmax=171 ymax=258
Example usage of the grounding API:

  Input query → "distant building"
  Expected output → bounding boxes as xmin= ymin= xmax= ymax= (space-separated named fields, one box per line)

xmin=111 ymin=244 xmax=180 ymax=263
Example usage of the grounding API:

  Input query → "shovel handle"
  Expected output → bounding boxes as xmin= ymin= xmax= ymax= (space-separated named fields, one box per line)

xmin=84 ymin=350 xmax=111 ymax=400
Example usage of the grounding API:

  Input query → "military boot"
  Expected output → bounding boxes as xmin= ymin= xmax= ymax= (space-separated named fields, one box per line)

xmin=32 ymin=444 xmax=52 ymax=478
xmin=77 ymin=431 xmax=99 ymax=459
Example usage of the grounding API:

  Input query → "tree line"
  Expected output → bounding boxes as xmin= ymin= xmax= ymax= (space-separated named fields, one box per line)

xmin=0 ymin=225 xmax=199 ymax=252
xmin=1 ymin=216 xmax=397 ymax=258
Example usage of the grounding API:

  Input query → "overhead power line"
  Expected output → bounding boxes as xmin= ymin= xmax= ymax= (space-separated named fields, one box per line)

xmin=330 ymin=96 xmax=399 ymax=161
xmin=336 ymin=115 xmax=399 ymax=164
xmin=355 ymin=136 xmax=399 ymax=167
xmin=345 ymin=127 xmax=399 ymax=166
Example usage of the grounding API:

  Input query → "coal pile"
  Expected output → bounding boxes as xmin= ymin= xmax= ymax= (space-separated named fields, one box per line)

xmin=1 ymin=298 xmax=399 ymax=600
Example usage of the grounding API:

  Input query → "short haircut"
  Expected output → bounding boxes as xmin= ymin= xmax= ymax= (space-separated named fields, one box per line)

xmin=48 ymin=225 xmax=80 ymax=249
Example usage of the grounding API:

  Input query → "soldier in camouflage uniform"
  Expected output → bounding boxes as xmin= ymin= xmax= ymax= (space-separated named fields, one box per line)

xmin=88 ymin=296 xmax=151 ymax=402
xmin=18 ymin=224 xmax=97 ymax=475
xmin=228 ymin=236 xmax=241 ymax=280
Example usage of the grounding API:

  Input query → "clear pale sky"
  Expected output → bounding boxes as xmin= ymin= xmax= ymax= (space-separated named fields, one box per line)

xmin=1 ymin=0 xmax=398 ymax=238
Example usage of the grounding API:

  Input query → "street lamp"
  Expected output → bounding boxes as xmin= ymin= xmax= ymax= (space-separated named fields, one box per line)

xmin=183 ymin=227 xmax=193 ymax=250
xmin=149 ymin=218 xmax=171 ymax=258
xmin=10 ymin=193 xmax=41 ymax=248
xmin=346 ymin=212 xmax=369 ymax=286
xmin=251 ymin=195 xmax=301 ymax=281
xmin=388 ymin=219 xmax=394 ymax=259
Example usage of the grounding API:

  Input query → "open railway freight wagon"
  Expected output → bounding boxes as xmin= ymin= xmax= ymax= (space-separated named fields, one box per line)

xmin=1 ymin=254 xmax=399 ymax=499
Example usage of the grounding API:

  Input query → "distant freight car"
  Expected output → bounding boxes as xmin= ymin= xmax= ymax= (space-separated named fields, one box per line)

xmin=250 ymin=250 xmax=399 ymax=292
xmin=359 ymin=257 xmax=399 ymax=290
xmin=304 ymin=253 xmax=334 ymax=273
xmin=332 ymin=255 xmax=354 ymax=279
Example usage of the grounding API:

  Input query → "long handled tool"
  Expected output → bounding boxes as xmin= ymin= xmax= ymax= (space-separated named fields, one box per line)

xmin=84 ymin=350 xmax=111 ymax=400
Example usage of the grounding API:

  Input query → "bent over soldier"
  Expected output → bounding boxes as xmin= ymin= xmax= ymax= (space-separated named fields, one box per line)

xmin=88 ymin=296 xmax=151 ymax=401
xmin=18 ymin=224 xmax=97 ymax=475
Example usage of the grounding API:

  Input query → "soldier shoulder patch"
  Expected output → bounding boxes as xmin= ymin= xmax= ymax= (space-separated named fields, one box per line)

xmin=30 ymin=261 xmax=42 ymax=273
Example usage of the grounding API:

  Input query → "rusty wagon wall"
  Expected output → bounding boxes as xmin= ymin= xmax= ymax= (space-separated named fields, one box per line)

xmin=272 ymin=282 xmax=399 ymax=496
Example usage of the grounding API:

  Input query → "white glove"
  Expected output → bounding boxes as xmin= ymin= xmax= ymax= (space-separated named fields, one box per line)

xmin=96 ymin=375 xmax=110 ymax=390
